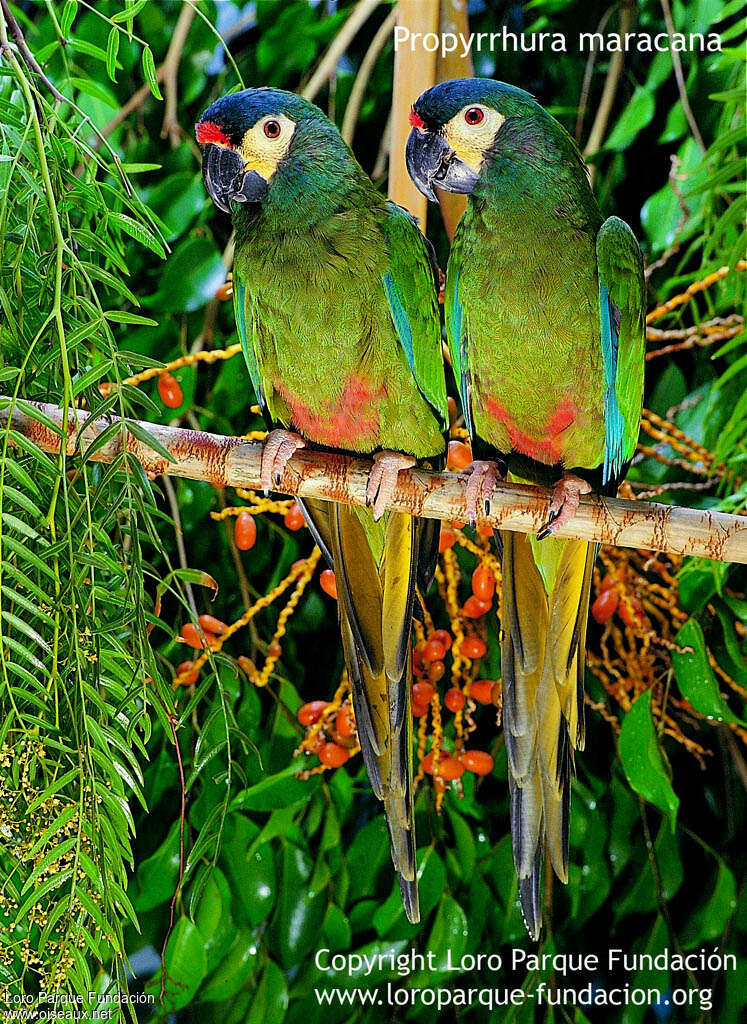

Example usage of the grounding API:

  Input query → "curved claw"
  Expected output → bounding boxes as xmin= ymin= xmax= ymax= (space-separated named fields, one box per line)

xmin=464 ymin=460 xmax=503 ymax=523
xmin=260 ymin=429 xmax=306 ymax=493
xmin=366 ymin=451 xmax=416 ymax=521
xmin=536 ymin=473 xmax=592 ymax=540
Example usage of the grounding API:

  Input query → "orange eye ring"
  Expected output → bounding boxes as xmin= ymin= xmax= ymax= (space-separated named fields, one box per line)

xmin=464 ymin=107 xmax=484 ymax=125
xmin=264 ymin=120 xmax=281 ymax=139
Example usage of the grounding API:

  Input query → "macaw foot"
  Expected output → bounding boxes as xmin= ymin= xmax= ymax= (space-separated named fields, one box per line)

xmin=366 ymin=451 xmax=416 ymax=522
xmin=536 ymin=472 xmax=592 ymax=540
xmin=463 ymin=460 xmax=503 ymax=523
xmin=260 ymin=429 xmax=306 ymax=493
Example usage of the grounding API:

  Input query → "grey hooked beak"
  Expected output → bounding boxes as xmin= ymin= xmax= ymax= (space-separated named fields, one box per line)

xmin=405 ymin=129 xmax=479 ymax=202
xmin=202 ymin=143 xmax=269 ymax=213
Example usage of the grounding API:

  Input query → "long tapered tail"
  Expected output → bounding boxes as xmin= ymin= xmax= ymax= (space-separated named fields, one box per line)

xmin=500 ymin=529 xmax=596 ymax=940
xmin=300 ymin=498 xmax=423 ymax=922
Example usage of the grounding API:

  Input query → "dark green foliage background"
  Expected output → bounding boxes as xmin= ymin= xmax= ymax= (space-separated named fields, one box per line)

xmin=0 ymin=1 xmax=744 ymax=1022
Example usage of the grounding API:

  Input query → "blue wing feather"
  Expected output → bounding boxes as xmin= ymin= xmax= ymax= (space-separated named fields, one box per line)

xmin=445 ymin=262 xmax=474 ymax=438
xmin=600 ymin=282 xmax=626 ymax=486
xmin=383 ymin=272 xmax=414 ymax=372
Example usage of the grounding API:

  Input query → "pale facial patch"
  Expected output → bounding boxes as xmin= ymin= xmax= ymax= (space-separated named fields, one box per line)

xmin=237 ymin=113 xmax=296 ymax=182
xmin=442 ymin=105 xmax=506 ymax=171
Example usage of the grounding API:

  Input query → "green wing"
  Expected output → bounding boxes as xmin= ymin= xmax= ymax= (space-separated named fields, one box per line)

xmin=382 ymin=202 xmax=448 ymax=432
xmin=443 ymin=222 xmax=474 ymax=437
xmin=596 ymin=216 xmax=646 ymax=488
xmin=233 ymin=275 xmax=279 ymax=426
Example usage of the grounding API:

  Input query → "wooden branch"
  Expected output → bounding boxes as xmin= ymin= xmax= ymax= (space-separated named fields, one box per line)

xmin=2 ymin=400 xmax=745 ymax=564
xmin=389 ymin=0 xmax=440 ymax=222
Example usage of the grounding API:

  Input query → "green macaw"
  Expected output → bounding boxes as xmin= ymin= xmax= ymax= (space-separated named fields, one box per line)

xmin=197 ymin=88 xmax=448 ymax=922
xmin=406 ymin=79 xmax=645 ymax=939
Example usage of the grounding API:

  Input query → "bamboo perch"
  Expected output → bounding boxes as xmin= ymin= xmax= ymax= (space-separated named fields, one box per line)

xmin=2 ymin=400 xmax=745 ymax=564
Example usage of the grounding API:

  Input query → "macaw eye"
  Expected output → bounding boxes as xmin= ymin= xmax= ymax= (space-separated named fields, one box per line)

xmin=464 ymin=107 xmax=484 ymax=126
xmin=263 ymin=120 xmax=282 ymax=139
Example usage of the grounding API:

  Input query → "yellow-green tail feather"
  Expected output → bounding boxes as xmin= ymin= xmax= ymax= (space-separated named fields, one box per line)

xmin=501 ymin=529 xmax=595 ymax=940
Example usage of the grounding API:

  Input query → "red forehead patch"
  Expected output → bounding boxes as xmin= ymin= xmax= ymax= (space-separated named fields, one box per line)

xmin=196 ymin=120 xmax=231 ymax=146
xmin=409 ymin=108 xmax=425 ymax=129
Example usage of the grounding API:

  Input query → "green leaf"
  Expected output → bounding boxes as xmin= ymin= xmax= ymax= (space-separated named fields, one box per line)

xmin=246 ymin=959 xmax=288 ymax=1024
xmin=604 ymin=87 xmax=656 ymax=151
xmin=141 ymin=45 xmax=163 ymax=100
xmin=199 ymin=928 xmax=258 ymax=1002
xmin=672 ymin=619 xmax=744 ymax=724
xmin=105 ymin=27 xmax=120 ymax=82
xmin=680 ymin=862 xmax=737 ymax=948
xmin=268 ymin=843 xmax=327 ymax=969
xmin=108 ymin=211 xmax=165 ymax=257
xmin=111 ymin=0 xmax=149 ymax=22
xmin=142 ymin=237 xmax=226 ymax=313
xmin=618 ymin=690 xmax=679 ymax=831
xmin=132 ymin=821 xmax=180 ymax=911
xmin=448 ymin=807 xmax=476 ymax=881
xmin=410 ymin=896 xmax=468 ymax=984
xmin=60 ymin=0 xmax=78 ymax=35
xmin=103 ymin=310 xmax=158 ymax=326
xmin=232 ymin=763 xmax=320 ymax=812
xmin=151 ymin=917 xmax=206 ymax=1012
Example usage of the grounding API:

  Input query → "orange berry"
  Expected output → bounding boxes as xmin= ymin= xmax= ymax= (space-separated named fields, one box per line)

xmin=447 ymin=396 xmax=458 ymax=429
xmin=619 ymin=594 xmax=644 ymax=628
xmin=447 ymin=440 xmax=472 ymax=470
xmin=463 ymin=595 xmax=491 ymax=618
xmin=439 ymin=527 xmax=457 ymax=552
xmin=591 ymin=588 xmax=619 ymax=624
xmin=158 ymin=373 xmax=183 ymax=409
xmin=461 ymin=636 xmax=487 ymax=660
xmin=469 ymin=680 xmax=495 ymax=704
xmin=428 ymin=660 xmax=446 ymax=683
xmin=451 ymin=520 xmax=466 ymax=529
xmin=444 ymin=687 xmax=465 ymax=712
xmin=412 ymin=682 xmax=435 ymax=705
xmin=180 ymin=623 xmax=212 ymax=649
xmin=600 ymin=573 xmax=617 ymax=592
xmin=320 ymin=569 xmax=338 ymax=600
xmin=437 ymin=756 xmax=465 ymax=781
xmin=461 ymin=749 xmax=494 ymax=775
xmin=235 ymin=512 xmax=257 ymax=551
xmin=268 ymin=641 xmax=282 ymax=658
xmin=472 ymin=565 xmax=495 ymax=602
xmin=307 ymin=731 xmax=325 ymax=753
xmin=423 ymin=639 xmax=446 ymax=663
xmin=298 ymin=700 xmax=330 ymax=727
xmin=431 ymin=629 xmax=452 ymax=651
xmin=412 ymin=700 xmax=430 ymax=718
xmin=198 ymin=614 xmax=225 ymax=636
xmin=175 ymin=661 xmax=199 ymax=686
xmin=335 ymin=705 xmax=356 ymax=738
xmin=420 ymin=751 xmax=464 ymax=779
xmin=284 ymin=502 xmax=305 ymax=531
xmin=477 ymin=523 xmax=494 ymax=538
xmin=319 ymin=742 xmax=350 ymax=767
xmin=237 ymin=655 xmax=255 ymax=676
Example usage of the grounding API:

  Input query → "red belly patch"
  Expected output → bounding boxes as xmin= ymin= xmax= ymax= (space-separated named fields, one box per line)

xmin=279 ymin=374 xmax=384 ymax=447
xmin=485 ymin=397 xmax=576 ymax=463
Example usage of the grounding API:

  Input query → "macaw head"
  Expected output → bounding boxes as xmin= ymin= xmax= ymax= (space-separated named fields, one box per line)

xmin=196 ymin=87 xmax=353 ymax=216
xmin=406 ymin=78 xmax=545 ymax=201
